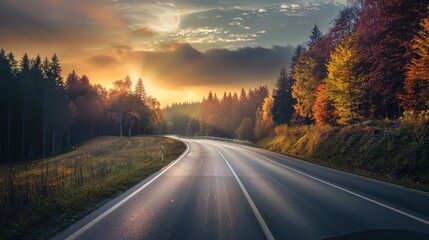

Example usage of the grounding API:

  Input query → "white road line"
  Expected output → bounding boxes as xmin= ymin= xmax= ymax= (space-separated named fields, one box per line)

xmin=211 ymin=146 xmax=275 ymax=240
xmin=65 ymin=142 xmax=190 ymax=240
xmin=250 ymin=151 xmax=429 ymax=226
xmin=188 ymin=152 xmax=192 ymax=156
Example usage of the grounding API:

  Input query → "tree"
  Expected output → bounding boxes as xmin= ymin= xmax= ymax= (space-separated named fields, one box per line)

xmin=401 ymin=16 xmax=429 ymax=111
xmin=312 ymin=84 xmax=338 ymax=126
xmin=326 ymin=37 xmax=363 ymax=124
xmin=262 ymin=95 xmax=274 ymax=134
xmin=254 ymin=108 xmax=264 ymax=140
xmin=235 ymin=117 xmax=254 ymax=141
xmin=308 ymin=25 xmax=322 ymax=48
xmin=48 ymin=54 xmax=63 ymax=87
xmin=135 ymin=78 xmax=147 ymax=101
xmin=355 ymin=0 xmax=428 ymax=119
xmin=292 ymin=52 xmax=318 ymax=119
xmin=272 ymin=68 xmax=295 ymax=124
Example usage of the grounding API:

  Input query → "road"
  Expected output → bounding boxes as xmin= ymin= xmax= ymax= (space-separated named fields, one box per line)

xmin=54 ymin=138 xmax=429 ymax=240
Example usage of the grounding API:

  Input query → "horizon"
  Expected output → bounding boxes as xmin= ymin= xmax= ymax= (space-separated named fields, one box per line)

xmin=0 ymin=0 xmax=346 ymax=106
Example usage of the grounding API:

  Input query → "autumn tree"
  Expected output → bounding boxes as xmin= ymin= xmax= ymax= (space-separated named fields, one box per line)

xmin=255 ymin=95 xmax=274 ymax=139
xmin=326 ymin=37 xmax=363 ymax=124
xmin=292 ymin=51 xmax=318 ymax=119
xmin=355 ymin=0 xmax=428 ymax=119
xmin=312 ymin=84 xmax=338 ymax=126
xmin=401 ymin=15 xmax=429 ymax=111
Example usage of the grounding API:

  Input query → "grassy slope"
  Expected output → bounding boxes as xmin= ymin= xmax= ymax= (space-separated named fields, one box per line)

xmin=259 ymin=121 xmax=429 ymax=192
xmin=0 ymin=136 xmax=186 ymax=240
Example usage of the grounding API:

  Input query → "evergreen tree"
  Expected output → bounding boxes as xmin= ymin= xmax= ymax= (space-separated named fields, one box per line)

xmin=308 ymin=25 xmax=322 ymax=48
xmin=135 ymin=78 xmax=147 ymax=101
xmin=272 ymin=68 xmax=295 ymax=124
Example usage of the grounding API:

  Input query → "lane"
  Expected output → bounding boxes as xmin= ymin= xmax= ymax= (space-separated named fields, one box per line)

xmin=206 ymin=140 xmax=429 ymax=239
xmin=55 ymin=138 xmax=429 ymax=240
xmin=211 ymin=141 xmax=429 ymax=220
xmin=55 ymin=140 xmax=265 ymax=240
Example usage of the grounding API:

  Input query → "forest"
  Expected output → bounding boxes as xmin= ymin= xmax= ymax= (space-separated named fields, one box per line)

xmin=0 ymin=52 xmax=163 ymax=164
xmin=165 ymin=0 xmax=429 ymax=141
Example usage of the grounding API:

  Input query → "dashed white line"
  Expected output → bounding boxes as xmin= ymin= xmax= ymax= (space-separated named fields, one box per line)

xmin=211 ymin=146 xmax=275 ymax=240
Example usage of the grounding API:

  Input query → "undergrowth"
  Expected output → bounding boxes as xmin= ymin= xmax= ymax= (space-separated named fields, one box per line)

xmin=0 ymin=136 xmax=185 ymax=240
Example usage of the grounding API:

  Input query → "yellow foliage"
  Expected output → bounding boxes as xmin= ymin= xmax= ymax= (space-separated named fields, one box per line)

xmin=326 ymin=36 xmax=363 ymax=125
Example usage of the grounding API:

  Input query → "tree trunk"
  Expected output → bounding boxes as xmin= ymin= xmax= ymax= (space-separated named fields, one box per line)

xmin=43 ymin=84 xmax=46 ymax=159
xmin=52 ymin=129 xmax=56 ymax=156
xmin=22 ymin=93 xmax=26 ymax=162
xmin=119 ymin=112 xmax=123 ymax=137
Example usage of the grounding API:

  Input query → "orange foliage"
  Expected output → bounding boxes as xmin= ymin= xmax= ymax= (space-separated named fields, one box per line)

xmin=312 ymin=84 xmax=338 ymax=126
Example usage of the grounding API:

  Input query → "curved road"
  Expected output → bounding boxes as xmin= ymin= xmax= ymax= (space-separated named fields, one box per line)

xmin=54 ymin=138 xmax=429 ymax=240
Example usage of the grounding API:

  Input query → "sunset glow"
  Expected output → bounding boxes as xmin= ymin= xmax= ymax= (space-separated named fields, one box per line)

xmin=0 ymin=0 xmax=345 ymax=105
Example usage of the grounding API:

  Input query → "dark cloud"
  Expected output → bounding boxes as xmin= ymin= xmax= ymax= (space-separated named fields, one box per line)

xmin=88 ymin=55 xmax=118 ymax=67
xmin=132 ymin=43 xmax=294 ymax=88
xmin=130 ymin=27 xmax=156 ymax=38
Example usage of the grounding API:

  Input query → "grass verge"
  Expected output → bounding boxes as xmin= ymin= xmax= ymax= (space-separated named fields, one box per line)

xmin=258 ymin=121 xmax=429 ymax=193
xmin=0 ymin=136 xmax=186 ymax=240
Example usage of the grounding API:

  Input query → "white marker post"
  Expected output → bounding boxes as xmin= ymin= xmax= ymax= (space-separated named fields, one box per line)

xmin=161 ymin=145 xmax=164 ymax=161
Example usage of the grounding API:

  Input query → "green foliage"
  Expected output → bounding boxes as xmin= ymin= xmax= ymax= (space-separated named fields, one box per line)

xmin=271 ymin=68 xmax=295 ymax=125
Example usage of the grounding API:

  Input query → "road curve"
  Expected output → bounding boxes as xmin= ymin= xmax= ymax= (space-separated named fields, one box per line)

xmin=54 ymin=138 xmax=429 ymax=240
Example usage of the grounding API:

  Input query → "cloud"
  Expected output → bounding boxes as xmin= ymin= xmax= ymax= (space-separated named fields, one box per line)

xmin=88 ymin=54 xmax=118 ymax=67
xmin=130 ymin=27 xmax=156 ymax=38
xmin=126 ymin=43 xmax=294 ymax=88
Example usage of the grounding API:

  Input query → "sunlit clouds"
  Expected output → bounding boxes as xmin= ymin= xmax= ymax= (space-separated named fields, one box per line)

xmin=0 ymin=0 xmax=346 ymax=106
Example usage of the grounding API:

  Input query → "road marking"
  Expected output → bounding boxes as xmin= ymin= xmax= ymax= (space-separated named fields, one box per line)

xmin=250 ymin=151 xmax=429 ymax=226
xmin=211 ymin=146 xmax=275 ymax=240
xmin=189 ymin=152 xmax=192 ymax=156
xmin=65 ymin=141 xmax=190 ymax=240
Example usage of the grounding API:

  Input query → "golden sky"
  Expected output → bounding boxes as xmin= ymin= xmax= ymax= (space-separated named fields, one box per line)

xmin=0 ymin=0 xmax=344 ymax=106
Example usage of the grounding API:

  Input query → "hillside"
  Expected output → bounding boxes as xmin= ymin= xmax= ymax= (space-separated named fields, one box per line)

xmin=260 ymin=121 xmax=429 ymax=192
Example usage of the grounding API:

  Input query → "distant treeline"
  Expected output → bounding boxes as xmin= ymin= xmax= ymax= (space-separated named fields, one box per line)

xmin=0 ymin=50 xmax=163 ymax=163
xmin=163 ymin=1 xmax=429 ymax=140
xmin=163 ymin=86 xmax=269 ymax=140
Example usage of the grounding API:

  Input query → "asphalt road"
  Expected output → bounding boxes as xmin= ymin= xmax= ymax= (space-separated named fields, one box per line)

xmin=54 ymin=138 xmax=429 ymax=240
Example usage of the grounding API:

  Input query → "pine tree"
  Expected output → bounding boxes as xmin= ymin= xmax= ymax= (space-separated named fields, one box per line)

xmin=135 ymin=78 xmax=147 ymax=101
xmin=272 ymin=68 xmax=295 ymax=124
xmin=308 ymin=25 xmax=322 ymax=48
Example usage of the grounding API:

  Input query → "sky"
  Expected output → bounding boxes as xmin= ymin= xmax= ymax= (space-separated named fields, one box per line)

xmin=0 ymin=0 xmax=347 ymax=106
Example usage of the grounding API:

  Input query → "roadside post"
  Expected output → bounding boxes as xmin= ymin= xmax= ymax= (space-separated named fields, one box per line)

xmin=161 ymin=145 xmax=164 ymax=161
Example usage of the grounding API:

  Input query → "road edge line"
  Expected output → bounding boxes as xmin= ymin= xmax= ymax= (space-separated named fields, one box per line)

xmin=65 ymin=141 xmax=190 ymax=240
xmin=251 ymin=151 xmax=429 ymax=226
xmin=211 ymin=145 xmax=275 ymax=240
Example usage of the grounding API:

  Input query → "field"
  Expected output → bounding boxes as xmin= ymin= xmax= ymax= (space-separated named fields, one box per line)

xmin=0 ymin=136 xmax=186 ymax=239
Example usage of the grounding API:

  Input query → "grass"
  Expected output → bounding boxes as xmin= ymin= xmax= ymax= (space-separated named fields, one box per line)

xmin=0 ymin=136 xmax=186 ymax=240
xmin=258 ymin=121 xmax=429 ymax=193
